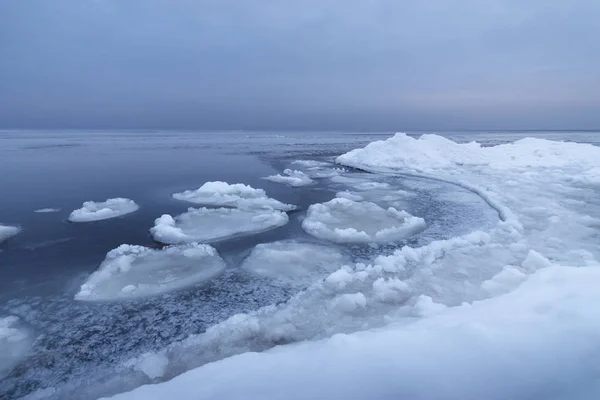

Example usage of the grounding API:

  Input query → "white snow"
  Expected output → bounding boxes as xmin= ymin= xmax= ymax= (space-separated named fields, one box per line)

xmin=0 ymin=224 xmax=20 ymax=243
xmin=75 ymin=243 xmax=226 ymax=301
xmin=34 ymin=208 xmax=61 ymax=213
xmin=106 ymin=133 xmax=600 ymax=400
xmin=241 ymin=241 xmax=351 ymax=286
xmin=150 ymin=208 xmax=289 ymax=244
xmin=0 ymin=316 xmax=32 ymax=379
xmin=302 ymin=198 xmax=426 ymax=243
xmin=68 ymin=198 xmax=139 ymax=222
xmin=263 ymin=169 xmax=314 ymax=187
xmin=107 ymin=266 xmax=600 ymax=400
xmin=172 ymin=181 xmax=295 ymax=211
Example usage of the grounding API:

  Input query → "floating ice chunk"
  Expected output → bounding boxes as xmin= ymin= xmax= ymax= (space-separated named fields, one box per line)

xmin=172 ymin=181 xmax=295 ymax=211
xmin=0 ymin=316 xmax=32 ymax=379
xmin=264 ymin=169 xmax=314 ymax=187
xmin=75 ymin=243 xmax=226 ymax=301
xmin=330 ymin=292 xmax=367 ymax=313
xmin=68 ymin=198 xmax=139 ymax=222
xmin=34 ymin=208 xmax=61 ymax=213
xmin=372 ymin=277 xmax=411 ymax=303
xmin=241 ymin=241 xmax=351 ymax=286
xmin=124 ymin=352 xmax=170 ymax=380
xmin=335 ymin=191 xmax=364 ymax=202
xmin=151 ymin=208 xmax=289 ymax=244
xmin=0 ymin=224 xmax=20 ymax=243
xmin=302 ymin=198 xmax=426 ymax=243
xmin=306 ymin=167 xmax=347 ymax=179
xmin=291 ymin=160 xmax=330 ymax=168
xmin=330 ymin=175 xmax=390 ymax=191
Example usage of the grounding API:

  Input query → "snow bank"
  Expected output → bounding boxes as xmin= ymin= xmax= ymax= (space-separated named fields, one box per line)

xmin=68 ymin=198 xmax=139 ymax=222
xmin=0 ymin=316 xmax=32 ymax=379
xmin=263 ymin=169 xmax=314 ymax=187
xmin=302 ymin=198 xmax=426 ymax=243
xmin=75 ymin=243 xmax=226 ymax=301
xmin=0 ymin=224 xmax=20 ymax=243
xmin=150 ymin=208 xmax=289 ymax=244
xmin=107 ymin=265 xmax=600 ymax=400
xmin=241 ymin=241 xmax=351 ymax=286
xmin=172 ymin=181 xmax=295 ymax=211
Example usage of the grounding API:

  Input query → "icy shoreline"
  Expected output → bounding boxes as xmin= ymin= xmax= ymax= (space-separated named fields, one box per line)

xmin=105 ymin=133 xmax=600 ymax=400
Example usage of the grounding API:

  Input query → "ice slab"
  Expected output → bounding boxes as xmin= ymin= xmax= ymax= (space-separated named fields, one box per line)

xmin=302 ymin=198 xmax=426 ymax=243
xmin=263 ymin=169 xmax=314 ymax=187
xmin=75 ymin=243 xmax=226 ymax=301
xmin=0 ymin=316 xmax=32 ymax=379
xmin=0 ymin=224 xmax=20 ymax=243
xmin=68 ymin=198 xmax=139 ymax=222
xmin=291 ymin=160 xmax=330 ymax=168
xmin=241 ymin=241 xmax=352 ymax=286
xmin=151 ymin=208 xmax=289 ymax=244
xmin=172 ymin=181 xmax=295 ymax=211
xmin=34 ymin=208 xmax=61 ymax=213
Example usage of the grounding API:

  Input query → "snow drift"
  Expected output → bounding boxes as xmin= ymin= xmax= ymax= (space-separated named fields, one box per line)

xmin=68 ymin=198 xmax=139 ymax=222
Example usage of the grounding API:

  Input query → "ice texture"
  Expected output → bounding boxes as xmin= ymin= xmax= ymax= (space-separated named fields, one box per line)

xmin=172 ymin=181 xmax=295 ymax=211
xmin=0 ymin=224 xmax=20 ymax=243
xmin=75 ymin=243 xmax=226 ymax=301
xmin=241 ymin=241 xmax=351 ymax=286
xmin=0 ymin=316 xmax=32 ymax=379
xmin=68 ymin=198 xmax=139 ymax=222
xmin=302 ymin=198 xmax=426 ymax=243
xmin=150 ymin=208 xmax=289 ymax=244
xmin=263 ymin=169 xmax=314 ymax=187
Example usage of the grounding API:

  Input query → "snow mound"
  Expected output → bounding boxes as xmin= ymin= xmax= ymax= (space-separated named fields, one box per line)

xmin=172 ymin=181 xmax=295 ymax=211
xmin=302 ymin=198 xmax=426 ymax=243
xmin=34 ymin=208 xmax=61 ymax=213
xmin=150 ymin=208 xmax=289 ymax=244
xmin=241 ymin=241 xmax=352 ymax=286
xmin=106 ymin=266 xmax=600 ymax=400
xmin=263 ymin=169 xmax=314 ymax=187
xmin=68 ymin=198 xmax=139 ymax=222
xmin=0 ymin=224 xmax=20 ymax=243
xmin=75 ymin=243 xmax=226 ymax=301
xmin=0 ymin=316 xmax=32 ymax=379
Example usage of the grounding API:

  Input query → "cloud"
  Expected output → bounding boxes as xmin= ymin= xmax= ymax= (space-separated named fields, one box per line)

xmin=0 ymin=0 xmax=599 ymax=129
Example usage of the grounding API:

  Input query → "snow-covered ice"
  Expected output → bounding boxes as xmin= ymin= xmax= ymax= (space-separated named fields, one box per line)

xmin=107 ymin=266 xmax=600 ymax=400
xmin=0 ymin=224 xmax=20 ymax=243
xmin=302 ymin=198 xmax=426 ymax=243
xmin=263 ymin=169 xmax=314 ymax=187
xmin=68 ymin=198 xmax=139 ymax=222
xmin=172 ymin=181 xmax=295 ymax=211
xmin=34 ymin=208 xmax=61 ymax=213
xmin=75 ymin=243 xmax=226 ymax=301
xmin=0 ymin=316 xmax=32 ymax=379
xmin=150 ymin=208 xmax=289 ymax=244
xmin=241 ymin=241 xmax=351 ymax=286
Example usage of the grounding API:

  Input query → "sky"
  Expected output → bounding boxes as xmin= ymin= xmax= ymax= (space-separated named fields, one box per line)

xmin=0 ymin=0 xmax=599 ymax=131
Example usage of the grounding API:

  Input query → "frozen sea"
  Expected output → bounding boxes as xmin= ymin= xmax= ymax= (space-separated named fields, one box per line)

xmin=0 ymin=130 xmax=599 ymax=399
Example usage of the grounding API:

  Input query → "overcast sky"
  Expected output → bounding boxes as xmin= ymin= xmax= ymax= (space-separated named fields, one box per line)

xmin=1 ymin=0 xmax=599 ymax=130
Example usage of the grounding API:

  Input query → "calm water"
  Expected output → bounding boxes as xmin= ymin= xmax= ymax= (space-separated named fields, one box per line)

xmin=0 ymin=130 xmax=596 ymax=399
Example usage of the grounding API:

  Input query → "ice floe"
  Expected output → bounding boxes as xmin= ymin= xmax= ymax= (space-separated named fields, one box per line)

xmin=151 ymin=208 xmax=289 ymax=244
xmin=241 ymin=241 xmax=351 ymax=286
xmin=75 ymin=243 xmax=225 ymax=301
xmin=263 ymin=169 xmax=314 ymax=187
xmin=0 ymin=224 xmax=20 ymax=243
xmin=0 ymin=316 xmax=32 ymax=379
xmin=68 ymin=198 xmax=139 ymax=222
xmin=302 ymin=198 xmax=426 ymax=243
xmin=34 ymin=208 xmax=61 ymax=213
xmin=172 ymin=181 xmax=295 ymax=211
